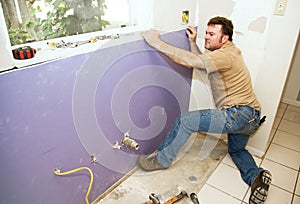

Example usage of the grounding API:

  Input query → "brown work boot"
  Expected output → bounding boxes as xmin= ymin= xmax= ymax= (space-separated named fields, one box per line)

xmin=138 ymin=155 xmax=168 ymax=171
xmin=249 ymin=170 xmax=272 ymax=204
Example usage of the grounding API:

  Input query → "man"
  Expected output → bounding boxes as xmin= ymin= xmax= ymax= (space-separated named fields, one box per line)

xmin=138 ymin=16 xmax=271 ymax=204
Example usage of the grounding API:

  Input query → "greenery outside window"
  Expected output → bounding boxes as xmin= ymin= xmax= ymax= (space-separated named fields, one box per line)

xmin=1 ymin=0 xmax=130 ymax=46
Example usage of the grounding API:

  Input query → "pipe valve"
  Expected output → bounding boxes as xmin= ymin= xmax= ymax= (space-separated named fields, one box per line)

xmin=121 ymin=131 xmax=139 ymax=150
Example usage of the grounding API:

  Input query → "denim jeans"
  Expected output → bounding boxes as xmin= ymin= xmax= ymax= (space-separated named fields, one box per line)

xmin=156 ymin=105 xmax=263 ymax=186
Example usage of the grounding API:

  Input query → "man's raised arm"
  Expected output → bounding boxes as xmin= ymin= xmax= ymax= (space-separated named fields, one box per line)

xmin=141 ymin=29 xmax=205 ymax=69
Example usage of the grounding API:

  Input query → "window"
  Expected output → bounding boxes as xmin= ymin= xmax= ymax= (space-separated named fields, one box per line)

xmin=0 ymin=0 xmax=153 ymax=70
xmin=2 ymin=0 xmax=130 ymax=46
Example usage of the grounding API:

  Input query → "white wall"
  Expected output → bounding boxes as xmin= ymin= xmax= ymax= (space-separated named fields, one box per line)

xmin=282 ymin=34 xmax=300 ymax=107
xmin=153 ymin=0 xmax=300 ymax=157
xmin=152 ymin=0 xmax=198 ymax=31
xmin=252 ymin=0 xmax=300 ymax=155
xmin=196 ymin=0 xmax=300 ymax=156
xmin=0 ymin=3 xmax=14 ymax=71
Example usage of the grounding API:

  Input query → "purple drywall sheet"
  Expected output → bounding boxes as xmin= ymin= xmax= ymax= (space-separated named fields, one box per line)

xmin=0 ymin=30 xmax=192 ymax=204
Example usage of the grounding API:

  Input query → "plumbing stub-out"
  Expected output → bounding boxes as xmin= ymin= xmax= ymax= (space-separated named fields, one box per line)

xmin=121 ymin=131 xmax=139 ymax=150
xmin=113 ymin=141 xmax=122 ymax=149
xmin=90 ymin=154 xmax=97 ymax=163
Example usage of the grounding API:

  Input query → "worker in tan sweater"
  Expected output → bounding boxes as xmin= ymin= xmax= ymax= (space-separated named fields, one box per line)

xmin=138 ymin=16 xmax=271 ymax=204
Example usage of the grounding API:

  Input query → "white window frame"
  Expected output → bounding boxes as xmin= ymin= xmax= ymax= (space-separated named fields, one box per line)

xmin=0 ymin=0 xmax=153 ymax=72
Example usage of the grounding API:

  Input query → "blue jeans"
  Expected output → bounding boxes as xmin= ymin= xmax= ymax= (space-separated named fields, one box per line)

xmin=156 ymin=105 xmax=263 ymax=186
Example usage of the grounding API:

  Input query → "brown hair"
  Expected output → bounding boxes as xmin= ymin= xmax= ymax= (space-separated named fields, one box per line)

xmin=208 ymin=16 xmax=234 ymax=41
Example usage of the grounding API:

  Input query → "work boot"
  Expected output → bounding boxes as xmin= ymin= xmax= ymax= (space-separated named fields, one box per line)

xmin=249 ymin=170 xmax=272 ymax=204
xmin=138 ymin=155 xmax=168 ymax=171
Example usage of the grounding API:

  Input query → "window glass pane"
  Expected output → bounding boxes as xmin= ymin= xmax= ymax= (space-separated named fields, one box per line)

xmin=2 ymin=0 xmax=130 ymax=46
xmin=103 ymin=0 xmax=129 ymax=29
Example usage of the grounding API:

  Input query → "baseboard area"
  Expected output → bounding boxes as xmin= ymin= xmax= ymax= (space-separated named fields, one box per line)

xmin=281 ymin=98 xmax=300 ymax=107
xmin=247 ymin=145 xmax=265 ymax=158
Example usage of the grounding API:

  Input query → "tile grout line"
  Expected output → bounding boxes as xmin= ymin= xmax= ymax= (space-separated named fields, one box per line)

xmin=205 ymin=183 xmax=245 ymax=203
xmin=268 ymin=104 xmax=287 ymax=146
xmin=254 ymin=104 xmax=286 ymax=202
xmin=264 ymin=157 xmax=299 ymax=172
xmin=266 ymin=103 xmax=289 ymax=152
xmin=277 ymin=104 xmax=300 ymax=204
xmin=207 ymin=161 xmax=250 ymax=203
xmin=271 ymin=142 xmax=300 ymax=154
xmin=281 ymin=117 xmax=300 ymax=125
xmin=291 ymin=165 xmax=300 ymax=204
xmin=221 ymin=156 xmax=253 ymax=203
xmin=276 ymin=128 xmax=300 ymax=138
xmin=239 ymin=103 xmax=289 ymax=203
xmin=204 ymin=103 xmax=299 ymax=203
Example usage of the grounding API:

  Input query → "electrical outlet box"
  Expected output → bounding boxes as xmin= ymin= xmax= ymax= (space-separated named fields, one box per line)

xmin=274 ymin=0 xmax=288 ymax=16
xmin=182 ymin=10 xmax=189 ymax=24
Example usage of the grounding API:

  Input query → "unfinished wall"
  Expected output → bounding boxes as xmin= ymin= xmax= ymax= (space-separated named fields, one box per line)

xmin=0 ymin=30 xmax=192 ymax=204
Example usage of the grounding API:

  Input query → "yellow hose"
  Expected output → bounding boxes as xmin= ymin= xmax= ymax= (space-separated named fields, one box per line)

xmin=54 ymin=167 xmax=94 ymax=204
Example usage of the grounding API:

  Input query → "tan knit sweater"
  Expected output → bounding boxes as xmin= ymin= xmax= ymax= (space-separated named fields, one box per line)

xmin=202 ymin=41 xmax=261 ymax=110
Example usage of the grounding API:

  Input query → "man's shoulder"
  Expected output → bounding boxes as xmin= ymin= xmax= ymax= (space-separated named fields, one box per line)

xmin=221 ymin=41 xmax=242 ymax=56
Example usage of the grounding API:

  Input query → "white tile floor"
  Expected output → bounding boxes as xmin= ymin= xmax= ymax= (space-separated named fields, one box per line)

xmin=99 ymin=103 xmax=300 ymax=204
xmin=198 ymin=103 xmax=300 ymax=204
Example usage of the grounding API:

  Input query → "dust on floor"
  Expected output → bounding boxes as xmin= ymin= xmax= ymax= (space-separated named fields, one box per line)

xmin=95 ymin=133 xmax=228 ymax=204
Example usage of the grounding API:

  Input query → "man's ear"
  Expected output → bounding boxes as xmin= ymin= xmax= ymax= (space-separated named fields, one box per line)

xmin=222 ymin=35 xmax=229 ymax=43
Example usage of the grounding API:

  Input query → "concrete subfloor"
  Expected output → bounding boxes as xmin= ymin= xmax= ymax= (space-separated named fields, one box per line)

xmin=95 ymin=133 xmax=228 ymax=204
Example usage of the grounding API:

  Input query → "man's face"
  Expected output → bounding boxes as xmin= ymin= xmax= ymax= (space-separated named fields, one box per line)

xmin=204 ymin=24 xmax=225 ymax=51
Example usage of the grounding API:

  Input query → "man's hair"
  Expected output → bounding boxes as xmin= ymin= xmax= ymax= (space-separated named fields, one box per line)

xmin=208 ymin=16 xmax=234 ymax=41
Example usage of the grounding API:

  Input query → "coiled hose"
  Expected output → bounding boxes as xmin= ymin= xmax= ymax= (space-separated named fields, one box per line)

xmin=54 ymin=167 xmax=94 ymax=204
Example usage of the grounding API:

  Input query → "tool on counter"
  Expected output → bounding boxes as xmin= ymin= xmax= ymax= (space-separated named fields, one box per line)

xmin=190 ymin=192 xmax=200 ymax=204
xmin=47 ymin=34 xmax=120 ymax=49
xmin=47 ymin=37 xmax=97 ymax=49
xmin=12 ymin=46 xmax=36 ymax=60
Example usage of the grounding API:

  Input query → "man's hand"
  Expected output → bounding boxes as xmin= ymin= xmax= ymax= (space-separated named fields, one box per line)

xmin=186 ymin=26 xmax=201 ymax=54
xmin=186 ymin=26 xmax=197 ymax=42
xmin=141 ymin=29 xmax=161 ymax=48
